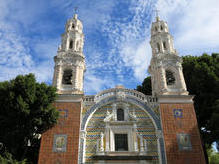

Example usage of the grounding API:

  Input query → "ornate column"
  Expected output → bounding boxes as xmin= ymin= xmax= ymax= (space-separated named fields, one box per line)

xmin=133 ymin=123 xmax=138 ymax=151
xmin=112 ymin=103 xmax=117 ymax=121
xmin=56 ymin=64 xmax=62 ymax=90
xmin=105 ymin=123 xmax=110 ymax=151
xmin=159 ymin=66 xmax=167 ymax=93
xmin=80 ymin=130 xmax=86 ymax=164
xmin=100 ymin=132 xmax=104 ymax=152
xmin=124 ymin=103 xmax=129 ymax=121
xmin=140 ymin=135 xmax=144 ymax=152
xmin=177 ymin=65 xmax=187 ymax=91
xmin=159 ymin=40 xmax=164 ymax=53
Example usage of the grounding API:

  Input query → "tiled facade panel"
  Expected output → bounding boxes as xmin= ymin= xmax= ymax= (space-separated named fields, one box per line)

xmin=160 ymin=103 xmax=205 ymax=164
xmin=84 ymin=103 xmax=159 ymax=163
xmin=38 ymin=102 xmax=81 ymax=164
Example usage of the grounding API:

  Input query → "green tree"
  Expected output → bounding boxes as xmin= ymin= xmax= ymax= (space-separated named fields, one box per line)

xmin=0 ymin=151 xmax=26 ymax=164
xmin=136 ymin=76 xmax=152 ymax=95
xmin=182 ymin=53 xmax=219 ymax=146
xmin=207 ymin=146 xmax=219 ymax=164
xmin=137 ymin=53 xmax=219 ymax=151
xmin=0 ymin=74 xmax=59 ymax=163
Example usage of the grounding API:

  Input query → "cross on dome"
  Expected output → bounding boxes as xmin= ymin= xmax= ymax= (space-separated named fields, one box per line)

xmin=73 ymin=7 xmax=79 ymax=19
xmin=153 ymin=9 xmax=160 ymax=21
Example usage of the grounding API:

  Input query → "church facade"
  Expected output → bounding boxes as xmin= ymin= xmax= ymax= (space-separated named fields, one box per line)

xmin=38 ymin=14 xmax=205 ymax=164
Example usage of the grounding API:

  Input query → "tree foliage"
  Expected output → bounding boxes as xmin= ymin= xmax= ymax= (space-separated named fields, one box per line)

xmin=137 ymin=53 xmax=219 ymax=147
xmin=136 ymin=77 xmax=152 ymax=95
xmin=207 ymin=146 xmax=219 ymax=164
xmin=182 ymin=53 xmax=219 ymax=145
xmin=0 ymin=74 xmax=59 ymax=163
xmin=0 ymin=152 xmax=26 ymax=164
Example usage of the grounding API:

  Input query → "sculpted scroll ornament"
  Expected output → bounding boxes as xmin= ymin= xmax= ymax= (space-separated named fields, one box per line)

xmin=156 ymin=130 xmax=163 ymax=139
xmin=80 ymin=130 xmax=86 ymax=139
xmin=116 ymin=91 xmax=126 ymax=100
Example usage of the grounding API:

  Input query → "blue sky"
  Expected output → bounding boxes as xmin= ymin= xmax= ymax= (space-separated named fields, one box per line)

xmin=0 ymin=0 xmax=219 ymax=95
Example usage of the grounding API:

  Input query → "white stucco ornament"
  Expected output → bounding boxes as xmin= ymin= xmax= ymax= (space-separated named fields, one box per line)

xmin=52 ymin=14 xmax=86 ymax=94
xmin=149 ymin=15 xmax=188 ymax=96
xmin=116 ymin=91 xmax=126 ymax=100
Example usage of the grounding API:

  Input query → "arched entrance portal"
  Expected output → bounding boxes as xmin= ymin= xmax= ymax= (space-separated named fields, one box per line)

xmin=79 ymin=88 xmax=166 ymax=164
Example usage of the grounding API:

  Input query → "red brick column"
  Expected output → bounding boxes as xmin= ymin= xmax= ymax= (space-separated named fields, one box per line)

xmin=38 ymin=102 xmax=81 ymax=164
xmin=160 ymin=103 xmax=205 ymax=164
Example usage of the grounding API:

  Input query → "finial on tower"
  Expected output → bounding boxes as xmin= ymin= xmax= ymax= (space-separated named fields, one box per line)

xmin=73 ymin=7 xmax=78 ymax=19
xmin=153 ymin=9 xmax=160 ymax=21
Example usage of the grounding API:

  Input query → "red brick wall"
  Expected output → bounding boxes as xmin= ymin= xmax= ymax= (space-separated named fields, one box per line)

xmin=160 ymin=103 xmax=205 ymax=164
xmin=38 ymin=102 xmax=81 ymax=164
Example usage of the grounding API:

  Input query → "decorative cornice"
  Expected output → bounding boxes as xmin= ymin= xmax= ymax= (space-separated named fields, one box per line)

xmin=55 ymin=94 xmax=84 ymax=102
xmin=158 ymin=95 xmax=194 ymax=104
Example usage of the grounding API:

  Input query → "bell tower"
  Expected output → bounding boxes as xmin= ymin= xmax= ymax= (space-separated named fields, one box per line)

xmin=38 ymin=13 xmax=85 ymax=164
xmin=149 ymin=15 xmax=188 ymax=96
xmin=149 ymin=15 xmax=205 ymax=163
xmin=52 ymin=14 xmax=85 ymax=94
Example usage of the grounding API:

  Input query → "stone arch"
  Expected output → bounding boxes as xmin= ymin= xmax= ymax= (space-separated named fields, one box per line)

xmin=165 ymin=69 xmax=175 ymax=85
xmin=164 ymin=65 xmax=179 ymax=87
xmin=62 ymin=69 xmax=72 ymax=85
xmin=160 ymin=25 xmax=163 ymax=31
xmin=81 ymin=96 xmax=161 ymax=131
xmin=79 ymin=95 xmax=166 ymax=164
xmin=69 ymin=40 xmax=73 ymax=49
xmin=163 ymin=41 xmax=167 ymax=50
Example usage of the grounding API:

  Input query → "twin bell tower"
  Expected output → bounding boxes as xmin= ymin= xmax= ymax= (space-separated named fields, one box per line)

xmin=38 ymin=13 xmax=205 ymax=164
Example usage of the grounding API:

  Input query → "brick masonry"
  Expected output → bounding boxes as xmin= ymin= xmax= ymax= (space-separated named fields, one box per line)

xmin=160 ymin=103 xmax=206 ymax=164
xmin=38 ymin=102 xmax=81 ymax=164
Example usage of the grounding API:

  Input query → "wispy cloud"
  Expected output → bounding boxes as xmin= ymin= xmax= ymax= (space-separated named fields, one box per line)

xmin=0 ymin=0 xmax=218 ymax=94
xmin=99 ymin=0 xmax=154 ymax=82
xmin=0 ymin=0 xmax=60 ymax=82
xmin=0 ymin=21 xmax=33 ymax=80
xmin=156 ymin=0 xmax=219 ymax=55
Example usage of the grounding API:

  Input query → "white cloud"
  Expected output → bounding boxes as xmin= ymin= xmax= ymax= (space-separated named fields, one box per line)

xmin=0 ymin=24 xmax=54 ymax=82
xmin=84 ymin=71 xmax=115 ymax=95
xmin=0 ymin=0 xmax=60 ymax=83
xmin=0 ymin=22 xmax=32 ymax=79
xmin=156 ymin=0 xmax=219 ymax=55
xmin=0 ymin=19 xmax=57 ymax=82
xmin=1 ymin=0 xmax=218 ymax=94
xmin=33 ymin=38 xmax=59 ymax=60
xmin=100 ymin=0 xmax=153 ymax=82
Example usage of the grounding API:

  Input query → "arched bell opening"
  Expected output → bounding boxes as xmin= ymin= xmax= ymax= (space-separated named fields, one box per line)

xmin=69 ymin=40 xmax=73 ymax=49
xmin=165 ymin=70 xmax=175 ymax=86
xmin=62 ymin=69 xmax=72 ymax=85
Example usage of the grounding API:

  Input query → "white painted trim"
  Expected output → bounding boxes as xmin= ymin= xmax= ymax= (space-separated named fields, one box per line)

xmin=158 ymin=95 xmax=194 ymax=104
xmin=55 ymin=100 xmax=82 ymax=102
xmin=55 ymin=94 xmax=83 ymax=102
xmin=78 ymin=102 xmax=84 ymax=164
xmin=158 ymin=104 xmax=167 ymax=164
xmin=109 ymin=124 xmax=135 ymax=152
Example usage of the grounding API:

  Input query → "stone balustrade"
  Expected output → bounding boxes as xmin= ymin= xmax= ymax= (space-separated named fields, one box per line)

xmin=83 ymin=88 xmax=158 ymax=108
